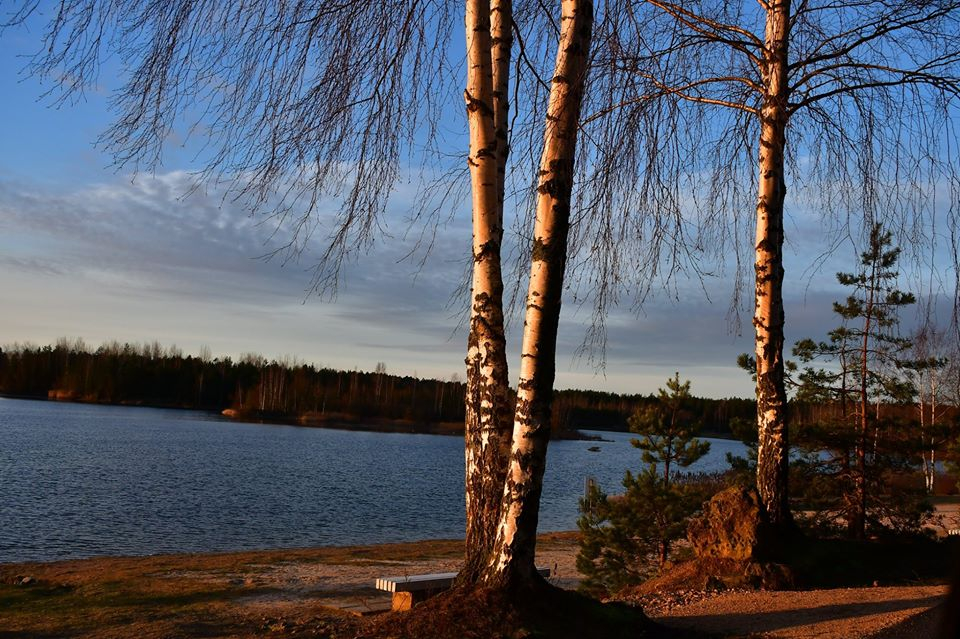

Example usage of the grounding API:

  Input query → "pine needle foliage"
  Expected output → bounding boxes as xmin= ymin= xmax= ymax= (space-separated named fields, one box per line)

xmin=792 ymin=223 xmax=932 ymax=539
xmin=628 ymin=372 xmax=711 ymax=486
xmin=576 ymin=374 xmax=712 ymax=595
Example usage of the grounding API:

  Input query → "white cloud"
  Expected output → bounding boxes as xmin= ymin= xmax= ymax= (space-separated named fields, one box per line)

xmin=1 ymin=169 xmax=945 ymax=399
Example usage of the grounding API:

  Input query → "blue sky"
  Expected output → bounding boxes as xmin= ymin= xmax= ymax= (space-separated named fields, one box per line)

xmin=0 ymin=9 xmax=954 ymax=400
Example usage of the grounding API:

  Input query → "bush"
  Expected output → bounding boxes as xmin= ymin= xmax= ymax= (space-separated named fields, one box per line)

xmin=576 ymin=468 xmax=719 ymax=596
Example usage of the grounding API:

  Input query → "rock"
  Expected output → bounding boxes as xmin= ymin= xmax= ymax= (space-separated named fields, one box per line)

xmin=47 ymin=389 xmax=78 ymax=401
xmin=625 ymin=486 xmax=797 ymax=595
xmin=703 ymin=576 xmax=727 ymax=591
xmin=687 ymin=485 xmax=772 ymax=561
xmin=740 ymin=560 xmax=794 ymax=590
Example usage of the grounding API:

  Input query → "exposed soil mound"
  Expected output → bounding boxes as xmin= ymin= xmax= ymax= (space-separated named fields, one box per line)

xmin=623 ymin=556 xmax=794 ymax=596
xmin=356 ymin=579 xmax=669 ymax=639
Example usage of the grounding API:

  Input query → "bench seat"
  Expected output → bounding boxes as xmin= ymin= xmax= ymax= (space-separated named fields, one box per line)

xmin=376 ymin=567 xmax=551 ymax=611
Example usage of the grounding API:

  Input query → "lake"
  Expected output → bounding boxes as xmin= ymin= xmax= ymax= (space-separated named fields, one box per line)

xmin=0 ymin=397 xmax=747 ymax=563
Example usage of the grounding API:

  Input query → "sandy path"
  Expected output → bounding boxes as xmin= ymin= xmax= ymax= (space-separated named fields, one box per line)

xmin=224 ymin=536 xmax=583 ymax=614
xmin=647 ymin=585 xmax=948 ymax=638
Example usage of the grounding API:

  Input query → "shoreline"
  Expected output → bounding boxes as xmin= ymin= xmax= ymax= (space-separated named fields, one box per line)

xmin=1 ymin=393 xmax=602 ymax=440
xmin=0 ymin=533 xmax=584 ymax=636
xmin=2 ymin=532 xmax=952 ymax=639
xmin=0 ymin=531 xmax=580 ymax=570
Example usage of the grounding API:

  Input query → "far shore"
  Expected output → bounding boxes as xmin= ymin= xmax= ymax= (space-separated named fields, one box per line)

xmin=225 ymin=408 xmax=606 ymax=441
xmin=3 ymin=393 xmax=607 ymax=441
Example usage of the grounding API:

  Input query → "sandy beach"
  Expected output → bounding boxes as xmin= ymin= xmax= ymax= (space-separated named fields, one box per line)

xmin=2 ymin=531 xmax=954 ymax=638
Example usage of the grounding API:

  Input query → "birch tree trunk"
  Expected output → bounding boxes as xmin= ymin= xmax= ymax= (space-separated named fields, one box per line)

xmin=920 ymin=378 xmax=930 ymax=492
xmin=491 ymin=0 xmax=512 ymax=215
xmin=483 ymin=0 xmax=593 ymax=588
xmin=753 ymin=0 xmax=793 ymax=529
xmin=461 ymin=0 xmax=514 ymax=583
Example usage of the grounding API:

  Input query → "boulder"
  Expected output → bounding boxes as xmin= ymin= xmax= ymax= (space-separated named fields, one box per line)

xmin=624 ymin=485 xmax=797 ymax=595
xmin=687 ymin=485 xmax=771 ymax=561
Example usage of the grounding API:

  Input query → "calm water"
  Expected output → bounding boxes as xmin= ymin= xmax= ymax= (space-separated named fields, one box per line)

xmin=0 ymin=397 xmax=746 ymax=563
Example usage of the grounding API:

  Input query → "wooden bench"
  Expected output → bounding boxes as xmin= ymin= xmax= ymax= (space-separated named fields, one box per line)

xmin=375 ymin=567 xmax=551 ymax=611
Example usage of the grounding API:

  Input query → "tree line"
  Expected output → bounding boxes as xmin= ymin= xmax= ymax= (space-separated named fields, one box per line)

xmin=0 ymin=339 xmax=466 ymax=424
xmin=12 ymin=336 xmax=945 ymax=443
xmin=1 ymin=338 xmax=760 ymax=435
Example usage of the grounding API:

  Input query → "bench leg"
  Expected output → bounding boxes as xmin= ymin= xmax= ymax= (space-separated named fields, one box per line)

xmin=391 ymin=591 xmax=414 ymax=612
xmin=391 ymin=588 xmax=446 ymax=611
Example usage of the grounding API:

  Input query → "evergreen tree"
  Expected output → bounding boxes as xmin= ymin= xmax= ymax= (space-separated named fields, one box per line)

xmin=628 ymin=372 xmax=711 ymax=487
xmin=576 ymin=470 xmax=704 ymax=594
xmin=793 ymin=223 xmax=925 ymax=539
xmin=577 ymin=374 xmax=711 ymax=593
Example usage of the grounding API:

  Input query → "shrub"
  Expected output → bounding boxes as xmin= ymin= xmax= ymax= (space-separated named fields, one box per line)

xmin=576 ymin=469 xmax=720 ymax=596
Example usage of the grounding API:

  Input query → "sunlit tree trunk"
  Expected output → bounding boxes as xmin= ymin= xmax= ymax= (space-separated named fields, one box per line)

xmin=483 ymin=0 xmax=593 ymax=588
xmin=753 ymin=0 xmax=793 ymax=529
xmin=491 ymin=0 xmax=512 ymax=215
xmin=919 ymin=375 xmax=930 ymax=491
xmin=461 ymin=0 xmax=514 ymax=583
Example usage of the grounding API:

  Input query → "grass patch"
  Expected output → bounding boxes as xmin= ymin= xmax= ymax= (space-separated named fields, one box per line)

xmin=0 ymin=575 xmax=277 ymax=638
xmin=785 ymin=536 xmax=956 ymax=588
xmin=0 ymin=533 xmax=582 ymax=638
xmin=0 ymin=581 xmax=75 ymax=610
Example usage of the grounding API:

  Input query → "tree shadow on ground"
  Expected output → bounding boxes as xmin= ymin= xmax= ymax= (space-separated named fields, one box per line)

xmin=659 ymin=594 xmax=945 ymax=636
xmin=867 ymin=602 xmax=944 ymax=639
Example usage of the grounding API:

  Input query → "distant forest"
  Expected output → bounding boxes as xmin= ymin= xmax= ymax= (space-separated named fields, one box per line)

xmin=0 ymin=339 xmax=756 ymax=436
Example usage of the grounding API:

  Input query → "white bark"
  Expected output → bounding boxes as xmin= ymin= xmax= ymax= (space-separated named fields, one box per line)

xmin=754 ymin=0 xmax=793 ymax=528
xmin=484 ymin=0 xmax=593 ymax=587
xmin=462 ymin=0 xmax=513 ymax=583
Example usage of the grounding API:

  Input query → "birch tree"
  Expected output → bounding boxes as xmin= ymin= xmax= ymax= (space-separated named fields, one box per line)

xmin=6 ymin=0 xmax=514 ymax=585
xmin=5 ymin=0 xmax=598 ymax=594
xmin=461 ymin=0 xmax=514 ymax=583
xmin=485 ymin=0 xmax=593 ymax=586
xmin=902 ymin=325 xmax=957 ymax=494
xmin=582 ymin=0 xmax=960 ymax=527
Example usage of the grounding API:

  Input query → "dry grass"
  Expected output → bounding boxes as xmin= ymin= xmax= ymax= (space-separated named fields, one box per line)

xmin=0 ymin=534 xmax=579 ymax=639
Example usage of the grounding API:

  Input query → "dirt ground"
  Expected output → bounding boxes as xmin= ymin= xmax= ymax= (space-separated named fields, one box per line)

xmin=1 ymin=532 xmax=954 ymax=638
xmin=645 ymin=585 xmax=950 ymax=638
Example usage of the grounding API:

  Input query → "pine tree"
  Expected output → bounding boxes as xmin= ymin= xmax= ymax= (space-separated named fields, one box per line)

xmin=577 ymin=374 xmax=711 ymax=593
xmin=793 ymin=223 xmax=922 ymax=539
xmin=628 ymin=372 xmax=711 ymax=488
